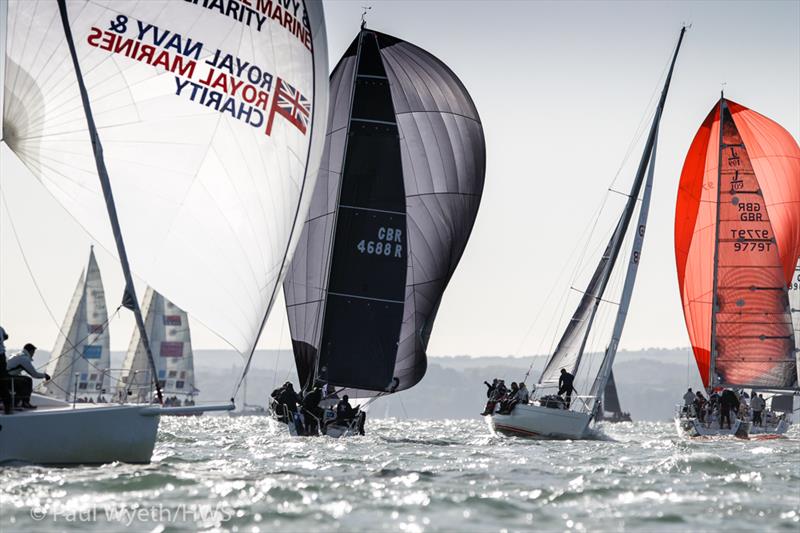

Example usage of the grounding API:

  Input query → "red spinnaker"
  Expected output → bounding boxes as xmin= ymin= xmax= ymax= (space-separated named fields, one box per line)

xmin=675 ymin=99 xmax=800 ymax=388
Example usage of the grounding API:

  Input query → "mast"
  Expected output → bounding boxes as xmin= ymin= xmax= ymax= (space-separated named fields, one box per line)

xmin=708 ymin=94 xmax=725 ymax=391
xmin=57 ymin=0 xmax=163 ymax=403
xmin=539 ymin=26 xmax=686 ymax=384
xmin=310 ymin=26 xmax=366 ymax=391
xmin=588 ymin=123 xmax=658 ymax=411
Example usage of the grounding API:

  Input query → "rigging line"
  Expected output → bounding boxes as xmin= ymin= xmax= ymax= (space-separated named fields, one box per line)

xmin=0 ymin=185 xmax=101 ymax=360
xmin=36 ymin=305 xmax=121 ymax=384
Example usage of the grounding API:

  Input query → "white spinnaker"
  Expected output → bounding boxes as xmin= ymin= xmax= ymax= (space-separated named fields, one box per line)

xmin=43 ymin=248 xmax=111 ymax=400
xmin=120 ymin=287 xmax=196 ymax=401
xmin=3 ymin=0 xmax=329 ymax=358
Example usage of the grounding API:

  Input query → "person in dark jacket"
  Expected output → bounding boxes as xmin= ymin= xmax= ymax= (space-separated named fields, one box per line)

xmin=302 ymin=386 xmax=324 ymax=435
xmin=558 ymin=369 xmax=575 ymax=408
xmin=278 ymin=382 xmax=300 ymax=414
xmin=336 ymin=395 xmax=354 ymax=424
xmin=719 ymin=389 xmax=740 ymax=429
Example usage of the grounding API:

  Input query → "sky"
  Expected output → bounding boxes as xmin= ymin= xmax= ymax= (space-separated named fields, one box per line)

xmin=1 ymin=1 xmax=798 ymax=366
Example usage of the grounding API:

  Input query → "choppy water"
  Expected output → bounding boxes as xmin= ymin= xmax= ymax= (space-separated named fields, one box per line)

xmin=1 ymin=417 xmax=799 ymax=532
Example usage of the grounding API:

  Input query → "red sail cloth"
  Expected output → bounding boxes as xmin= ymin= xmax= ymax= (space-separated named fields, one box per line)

xmin=675 ymin=99 xmax=800 ymax=387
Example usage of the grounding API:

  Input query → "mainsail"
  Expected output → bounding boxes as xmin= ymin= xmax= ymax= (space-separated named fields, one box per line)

xmin=602 ymin=370 xmax=623 ymax=416
xmin=284 ymin=26 xmax=485 ymax=394
xmin=538 ymin=28 xmax=684 ymax=392
xmin=42 ymin=247 xmax=110 ymax=400
xmin=119 ymin=288 xmax=197 ymax=403
xmin=3 ymin=1 xmax=329 ymax=380
xmin=675 ymin=99 xmax=800 ymax=390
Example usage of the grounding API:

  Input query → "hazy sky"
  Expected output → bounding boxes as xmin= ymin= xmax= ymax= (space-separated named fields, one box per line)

xmin=1 ymin=1 xmax=798 ymax=365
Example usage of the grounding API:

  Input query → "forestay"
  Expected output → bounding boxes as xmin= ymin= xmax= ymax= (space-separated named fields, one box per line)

xmin=2 ymin=0 xmax=329 ymax=361
xmin=42 ymin=248 xmax=111 ymax=401
xmin=284 ymin=28 xmax=485 ymax=395
xmin=119 ymin=288 xmax=197 ymax=402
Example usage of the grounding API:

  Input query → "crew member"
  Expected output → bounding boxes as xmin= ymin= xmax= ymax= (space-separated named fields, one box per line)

xmin=6 ymin=343 xmax=50 ymax=409
xmin=683 ymin=388 xmax=695 ymax=415
xmin=336 ymin=394 xmax=354 ymax=424
xmin=302 ymin=386 xmax=324 ymax=435
xmin=719 ymin=388 xmax=739 ymax=430
xmin=558 ymin=369 xmax=575 ymax=408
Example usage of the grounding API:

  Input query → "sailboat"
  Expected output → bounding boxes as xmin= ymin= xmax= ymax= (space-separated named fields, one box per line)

xmin=0 ymin=0 xmax=329 ymax=463
xmin=674 ymin=97 xmax=800 ymax=437
xmin=597 ymin=370 xmax=632 ymax=423
xmin=279 ymin=22 xmax=486 ymax=437
xmin=488 ymin=27 xmax=685 ymax=440
xmin=118 ymin=288 xmax=199 ymax=409
xmin=41 ymin=247 xmax=111 ymax=402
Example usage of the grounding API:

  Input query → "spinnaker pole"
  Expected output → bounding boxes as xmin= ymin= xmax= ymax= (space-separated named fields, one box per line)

xmin=57 ymin=0 xmax=163 ymax=403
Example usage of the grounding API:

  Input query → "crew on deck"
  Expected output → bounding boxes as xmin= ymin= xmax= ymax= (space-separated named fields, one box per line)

xmin=6 ymin=343 xmax=50 ymax=409
xmin=302 ymin=386 xmax=324 ymax=435
xmin=558 ymin=369 xmax=575 ymax=408
xmin=718 ymin=388 xmax=740 ymax=430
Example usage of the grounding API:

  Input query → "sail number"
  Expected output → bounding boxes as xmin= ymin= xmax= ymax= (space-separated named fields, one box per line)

xmin=737 ymin=202 xmax=763 ymax=221
xmin=733 ymin=242 xmax=772 ymax=252
xmin=357 ymin=227 xmax=403 ymax=258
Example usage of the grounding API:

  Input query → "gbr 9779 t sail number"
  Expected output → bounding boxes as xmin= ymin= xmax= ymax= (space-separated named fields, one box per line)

xmin=357 ymin=227 xmax=403 ymax=258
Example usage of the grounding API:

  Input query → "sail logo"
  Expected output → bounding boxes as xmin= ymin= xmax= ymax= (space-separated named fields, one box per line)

xmin=163 ymin=315 xmax=182 ymax=326
xmin=266 ymin=79 xmax=311 ymax=135
xmin=83 ymin=345 xmax=103 ymax=359
xmin=84 ymin=15 xmax=313 ymax=138
xmin=185 ymin=0 xmax=314 ymax=52
xmin=160 ymin=342 xmax=184 ymax=358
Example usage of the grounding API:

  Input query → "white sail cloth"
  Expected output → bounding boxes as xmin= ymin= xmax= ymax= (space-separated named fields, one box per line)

xmin=120 ymin=287 xmax=197 ymax=402
xmin=43 ymin=248 xmax=111 ymax=400
xmin=2 ymin=0 xmax=329 ymax=357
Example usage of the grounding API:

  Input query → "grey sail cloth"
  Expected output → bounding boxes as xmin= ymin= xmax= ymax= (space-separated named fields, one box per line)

xmin=602 ymin=370 xmax=623 ymax=415
xmin=283 ymin=29 xmax=485 ymax=396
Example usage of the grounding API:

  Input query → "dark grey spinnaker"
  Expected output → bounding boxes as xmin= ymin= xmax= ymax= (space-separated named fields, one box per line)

xmin=284 ymin=26 xmax=485 ymax=395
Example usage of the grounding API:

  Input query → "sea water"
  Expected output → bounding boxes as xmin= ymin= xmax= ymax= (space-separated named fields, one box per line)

xmin=1 ymin=418 xmax=798 ymax=531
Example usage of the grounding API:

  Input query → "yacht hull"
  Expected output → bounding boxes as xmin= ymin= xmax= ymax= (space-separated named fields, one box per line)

xmin=488 ymin=404 xmax=592 ymax=440
xmin=0 ymin=396 xmax=159 ymax=465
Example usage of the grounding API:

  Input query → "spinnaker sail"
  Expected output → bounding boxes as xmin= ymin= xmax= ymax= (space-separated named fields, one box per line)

xmin=42 ymin=247 xmax=110 ymax=401
xmin=119 ymin=288 xmax=197 ymax=403
xmin=284 ymin=26 xmax=485 ymax=395
xmin=675 ymin=99 xmax=800 ymax=390
xmin=3 ymin=0 xmax=329 ymax=365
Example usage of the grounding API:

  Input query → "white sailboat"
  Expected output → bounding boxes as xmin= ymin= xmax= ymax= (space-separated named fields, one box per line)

xmin=1 ymin=0 xmax=329 ymax=464
xmin=118 ymin=288 xmax=199 ymax=408
xmin=41 ymin=247 xmax=111 ymax=402
xmin=228 ymin=375 xmax=269 ymax=417
xmin=488 ymin=27 xmax=685 ymax=440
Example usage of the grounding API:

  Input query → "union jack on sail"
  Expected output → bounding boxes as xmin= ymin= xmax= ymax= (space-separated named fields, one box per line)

xmin=266 ymin=78 xmax=311 ymax=135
